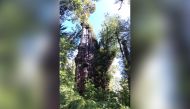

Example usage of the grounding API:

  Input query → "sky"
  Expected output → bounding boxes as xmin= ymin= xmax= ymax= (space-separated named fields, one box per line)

xmin=89 ymin=0 xmax=130 ymax=36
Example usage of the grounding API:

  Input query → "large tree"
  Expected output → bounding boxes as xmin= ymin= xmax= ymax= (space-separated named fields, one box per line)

xmin=99 ymin=15 xmax=131 ymax=77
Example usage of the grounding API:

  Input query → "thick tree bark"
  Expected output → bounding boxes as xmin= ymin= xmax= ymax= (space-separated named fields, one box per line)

xmin=75 ymin=24 xmax=96 ymax=95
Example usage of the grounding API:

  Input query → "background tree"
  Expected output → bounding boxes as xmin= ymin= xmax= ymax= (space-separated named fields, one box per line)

xmin=98 ymin=15 xmax=131 ymax=106
xmin=99 ymin=15 xmax=131 ymax=78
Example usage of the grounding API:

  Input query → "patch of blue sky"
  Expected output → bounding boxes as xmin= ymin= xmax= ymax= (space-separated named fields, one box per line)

xmin=61 ymin=19 xmax=80 ymax=34
xmin=89 ymin=0 xmax=130 ymax=37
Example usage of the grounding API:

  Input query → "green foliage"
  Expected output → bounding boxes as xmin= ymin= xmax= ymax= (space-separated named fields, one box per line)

xmin=99 ymin=15 xmax=121 ymax=52
xmin=59 ymin=48 xmax=130 ymax=109
xmin=60 ymin=36 xmax=75 ymax=70
xmin=60 ymin=0 xmax=96 ymax=23
xmin=60 ymin=70 xmax=130 ymax=109
xmin=60 ymin=56 xmax=130 ymax=109
xmin=118 ymin=79 xmax=130 ymax=106
xmin=92 ymin=49 xmax=116 ymax=90
xmin=88 ymin=16 xmax=122 ymax=90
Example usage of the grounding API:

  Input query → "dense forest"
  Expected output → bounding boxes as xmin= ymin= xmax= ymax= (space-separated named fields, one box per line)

xmin=60 ymin=0 xmax=130 ymax=108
